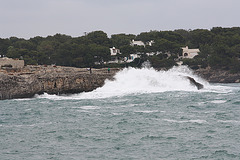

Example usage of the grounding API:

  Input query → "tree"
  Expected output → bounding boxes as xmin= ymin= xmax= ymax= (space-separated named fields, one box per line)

xmin=149 ymin=56 xmax=176 ymax=69
xmin=189 ymin=29 xmax=214 ymax=48
xmin=1 ymin=28 xmax=240 ymax=70
xmin=174 ymin=29 xmax=191 ymax=41
xmin=86 ymin=31 xmax=110 ymax=47
xmin=119 ymin=45 xmax=135 ymax=56
xmin=14 ymin=40 xmax=36 ymax=50
xmin=0 ymin=38 xmax=10 ymax=56
xmin=6 ymin=46 xmax=20 ymax=58
xmin=136 ymin=31 xmax=156 ymax=42
xmin=111 ymin=34 xmax=136 ymax=48
xmin=37 ymin=41 xmax=57 ymax=65
xmin=88 ymin=44 xmax=110 ymax=62
xmin=152 ymin=38 xmax=180 ymax=53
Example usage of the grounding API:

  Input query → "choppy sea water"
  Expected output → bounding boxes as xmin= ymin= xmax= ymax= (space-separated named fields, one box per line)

xmin=1 ymin=66 xmax=240 ymax=160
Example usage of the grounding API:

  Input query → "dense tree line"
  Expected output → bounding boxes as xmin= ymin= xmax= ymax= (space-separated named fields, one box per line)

xmin=176 ymin=27 xmax=240 ymax=72
xmin=0 ymin=27 xmax=240 ymax=71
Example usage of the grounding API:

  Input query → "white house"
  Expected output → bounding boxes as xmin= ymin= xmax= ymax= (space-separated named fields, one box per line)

xmin=180 ymin=46 xmax=200 ymax=59
xmin=130 ymin=40 xmax=145 ymax=47
xmin=110 ymin=47 xmax=121 ymax=56
xmin=146 ymin=40 xmax=155 ymax=46
xmin=130 ymin=39 xmax=155 ymax=47
xmin=108 ymin=47 xmax=121 ymax=63
xmin=125 ymin=54 xmax=141 ymax=63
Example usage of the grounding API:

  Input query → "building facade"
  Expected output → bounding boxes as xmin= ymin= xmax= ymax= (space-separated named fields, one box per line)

xmin=0 ymin=57 xmax=24 ymax=68
xmin=130 ymin=40 xmax=145 ymax=47
xmin=110 ymin=47 xmax=121 ymax=56
xmin=180 ymin=46 xmax=200 ymax=59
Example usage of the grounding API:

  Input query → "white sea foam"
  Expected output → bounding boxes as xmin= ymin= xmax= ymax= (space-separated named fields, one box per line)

xmin=135 ymin=110 xmax=159 ymax=113
xmin=188 ymin=119 xmax=207 ymax=124
xmin=14 ymin=98 xmax=33 ymax=101
xmin=210 ymin=100 xmax=227 ymax=104
xmin=112 ymin=113 xmax=123 ymax=115
xmin=72 ymin=66 xmax=209 ymax=99
xmin=35 ymin=93 xmax=64 ymax=100
xmin=218 ymin=120 xmax=240 ymax=124
xmin=1 ymin=122 xmax=54 ymax=128
xmin=35 ymin=66 xmax=233 ymax=100
xmin=163 ymin=119 xmax=207 ymax=124
xmin=76 ymin=110 xmax=90 ymax=113
xmin=80 ymin=106 xmax=101 ymax=110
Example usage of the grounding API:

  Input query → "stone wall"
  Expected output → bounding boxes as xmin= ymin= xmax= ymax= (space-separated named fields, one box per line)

xmin=0 ymin=58 xmax=24 ymax=68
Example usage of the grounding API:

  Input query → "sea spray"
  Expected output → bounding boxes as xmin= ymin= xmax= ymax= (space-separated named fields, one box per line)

xmin=83 ymin=66 xmax=204 ymax=98
xmin=141 ymin=60 xmax=152 ymax=69
xmin=36 ymin=66 xmax=218 ymax=100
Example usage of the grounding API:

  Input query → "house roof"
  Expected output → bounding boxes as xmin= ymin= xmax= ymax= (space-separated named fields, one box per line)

xmin=182 ymin=46 xmax=200 ymax=53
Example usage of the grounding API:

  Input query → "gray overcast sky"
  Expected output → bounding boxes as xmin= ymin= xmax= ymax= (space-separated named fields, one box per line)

xmin=1 ymin=0 xmax=240 ymax=39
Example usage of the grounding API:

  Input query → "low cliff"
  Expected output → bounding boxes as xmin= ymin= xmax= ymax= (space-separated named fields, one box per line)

xmin=195 ymin=67 xmax=240 ymax=83
xmin=0 ymin=66 xmax=119 ymax=100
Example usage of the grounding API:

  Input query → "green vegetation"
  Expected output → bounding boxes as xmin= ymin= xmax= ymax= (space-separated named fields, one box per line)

xmin=0 ymin=27 xmax=240 ymax=72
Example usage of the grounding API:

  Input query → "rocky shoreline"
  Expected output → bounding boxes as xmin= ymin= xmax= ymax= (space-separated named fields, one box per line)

xmin=0 ymin=65 xmax=119 ymax=100
xmin=195 ymin=67 xmax=240 ymax=83
xmin=0 ymin=65 xmax=240 ymax=100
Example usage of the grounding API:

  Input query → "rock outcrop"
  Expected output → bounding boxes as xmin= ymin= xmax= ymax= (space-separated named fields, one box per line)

xmin=195 ymin=67 xmax=240 ymax=83
xmin=0 ymin=66 xmax=119 ymax=100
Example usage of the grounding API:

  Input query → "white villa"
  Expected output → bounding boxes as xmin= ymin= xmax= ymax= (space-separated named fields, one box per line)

xmin=130 ymin=40 xmax=145 ymax=47
xmin=108 ymin=47 xmax=122 ymax=63
xmin=130 ymin=39 xmax=155 ymax=47
xmin=110 ymin=47 xmax=121 ymax=56
xmin=179 ymin=46 xmax=200 ymax=59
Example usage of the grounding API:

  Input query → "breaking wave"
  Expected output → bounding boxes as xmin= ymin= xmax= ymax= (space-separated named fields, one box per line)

xmin=35 ymin=66 xmax=233 ymax=100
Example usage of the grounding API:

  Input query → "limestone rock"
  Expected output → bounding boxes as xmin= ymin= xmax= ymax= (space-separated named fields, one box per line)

xmin=0 ymin=65 xmax=119 ymax=100
xmin=195 ymin=68 xmax=240 ymax=83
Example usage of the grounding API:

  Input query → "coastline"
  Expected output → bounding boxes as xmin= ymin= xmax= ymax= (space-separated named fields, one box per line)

xmin=0 ymin=65 xmax=240 ymax=100
xmin=195 ymin=67 xmax=240 ymax=83
xmin=0 ymin=65 xmax=119 ymax=100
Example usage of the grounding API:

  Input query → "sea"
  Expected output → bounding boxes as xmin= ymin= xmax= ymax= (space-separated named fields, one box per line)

xmin=1 ymin=66 xmax=240 ymax=160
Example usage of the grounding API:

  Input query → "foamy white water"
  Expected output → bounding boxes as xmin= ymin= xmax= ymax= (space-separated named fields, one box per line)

xmin=35 ymin=66 xmax=233 ymax=100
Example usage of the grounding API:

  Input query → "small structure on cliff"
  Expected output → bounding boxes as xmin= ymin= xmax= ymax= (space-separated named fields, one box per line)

xmin=0 ymin=57 xmax=24 ymax=68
